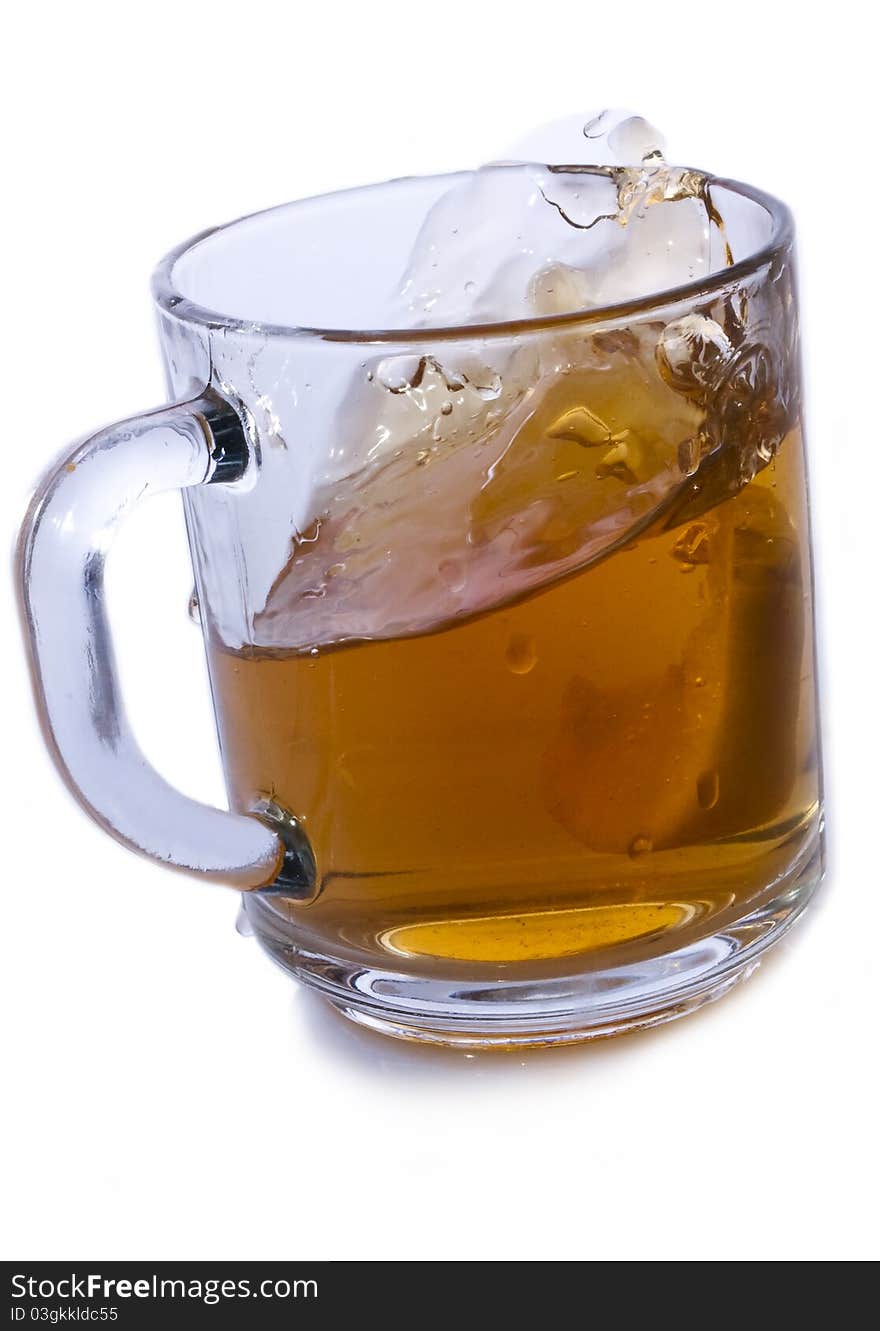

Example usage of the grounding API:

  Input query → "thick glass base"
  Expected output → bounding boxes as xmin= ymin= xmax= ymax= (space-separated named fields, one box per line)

xmin=245 ymin=831 xmax=823 ymax=1049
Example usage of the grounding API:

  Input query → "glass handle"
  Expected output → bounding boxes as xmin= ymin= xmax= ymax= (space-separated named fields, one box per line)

xmin=17 ymin=389 xmax=310 ymax=894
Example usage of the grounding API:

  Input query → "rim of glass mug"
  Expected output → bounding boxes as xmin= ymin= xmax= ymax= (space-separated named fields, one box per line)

xmin=151 ymin=164 xmax=794 ymax=344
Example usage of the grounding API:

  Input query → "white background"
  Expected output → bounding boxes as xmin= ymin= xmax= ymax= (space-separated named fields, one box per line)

xmin=1 ymin=0 xmax=876 ymax=1261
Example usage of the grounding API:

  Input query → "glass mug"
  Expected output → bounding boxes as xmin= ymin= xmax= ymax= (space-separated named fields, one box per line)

xmin=18 ymin=164 xmax=824 ymax=1046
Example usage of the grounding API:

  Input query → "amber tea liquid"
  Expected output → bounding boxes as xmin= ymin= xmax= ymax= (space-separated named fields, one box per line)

xmin=210 ymin=423 xmax=819 ymax=974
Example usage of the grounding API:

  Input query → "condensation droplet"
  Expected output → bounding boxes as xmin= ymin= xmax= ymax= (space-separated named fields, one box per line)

xmin=628 ymin=835 xmax=654 ymax=858
xmin=464 ymin=280 xmax=476 ymax=295
xmin=187 ymin=588 xmax=201 ymax=624
xmin=556 ymin=470 xmax=578 ymax=482
xmin=505 ymin=633 xmax=537 ymax=675
xmin=376 ymin=354 xmax=426 ymax=393
xmin=440 ymin=400 xmax=453 ymax=416
xmin=672 ymin=522 xmax=712 ymax=567
xmin=308 ymin=647 xmax=320 ymax=658
xmin=697 ymin=769 xmax=720 ymax=810
xmin=326 ymin=563 xmax=346 ymax=578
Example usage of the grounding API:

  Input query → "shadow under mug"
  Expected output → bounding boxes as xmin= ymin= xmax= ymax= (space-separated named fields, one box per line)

xmin=18 ymin=165 xmax=824 ymax=1047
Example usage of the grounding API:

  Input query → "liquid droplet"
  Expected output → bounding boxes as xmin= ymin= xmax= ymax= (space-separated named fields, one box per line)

xmin=187 ymin=588 xmax=201 ymax=624
xmin=440 ymin=400 xmax=453 ymax=416
xmin=583 ymin=109 xmax=611 ymax=139
xmin=235 ymin=904 xmax=253 ymax=937
xmin=628 ymin=836 xmax=653 ymax=858
xmin=505 ymin=633 xmax=537 ymax=675
xmin=672 ymin=522 xmax=712 ymax=567
xmin=697 ymin=770 xmax=720 ymax=810
xmin=464 ymin=280 xmax=476 ymax=295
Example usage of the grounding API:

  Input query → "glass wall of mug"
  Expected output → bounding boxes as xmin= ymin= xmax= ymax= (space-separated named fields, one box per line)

xmin=18 ymin=163 xmax=820 ymax=1046
xmin=154 ymin=165 xmax=822 ymax=1042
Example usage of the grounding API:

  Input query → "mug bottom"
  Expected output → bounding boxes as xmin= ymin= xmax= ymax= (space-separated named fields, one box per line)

xmin=244 ymin=826 xmax=824 ymax=1049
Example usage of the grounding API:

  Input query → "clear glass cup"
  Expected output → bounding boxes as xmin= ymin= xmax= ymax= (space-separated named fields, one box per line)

xmin=17 ymin=164 xmax=824 ymax=1046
